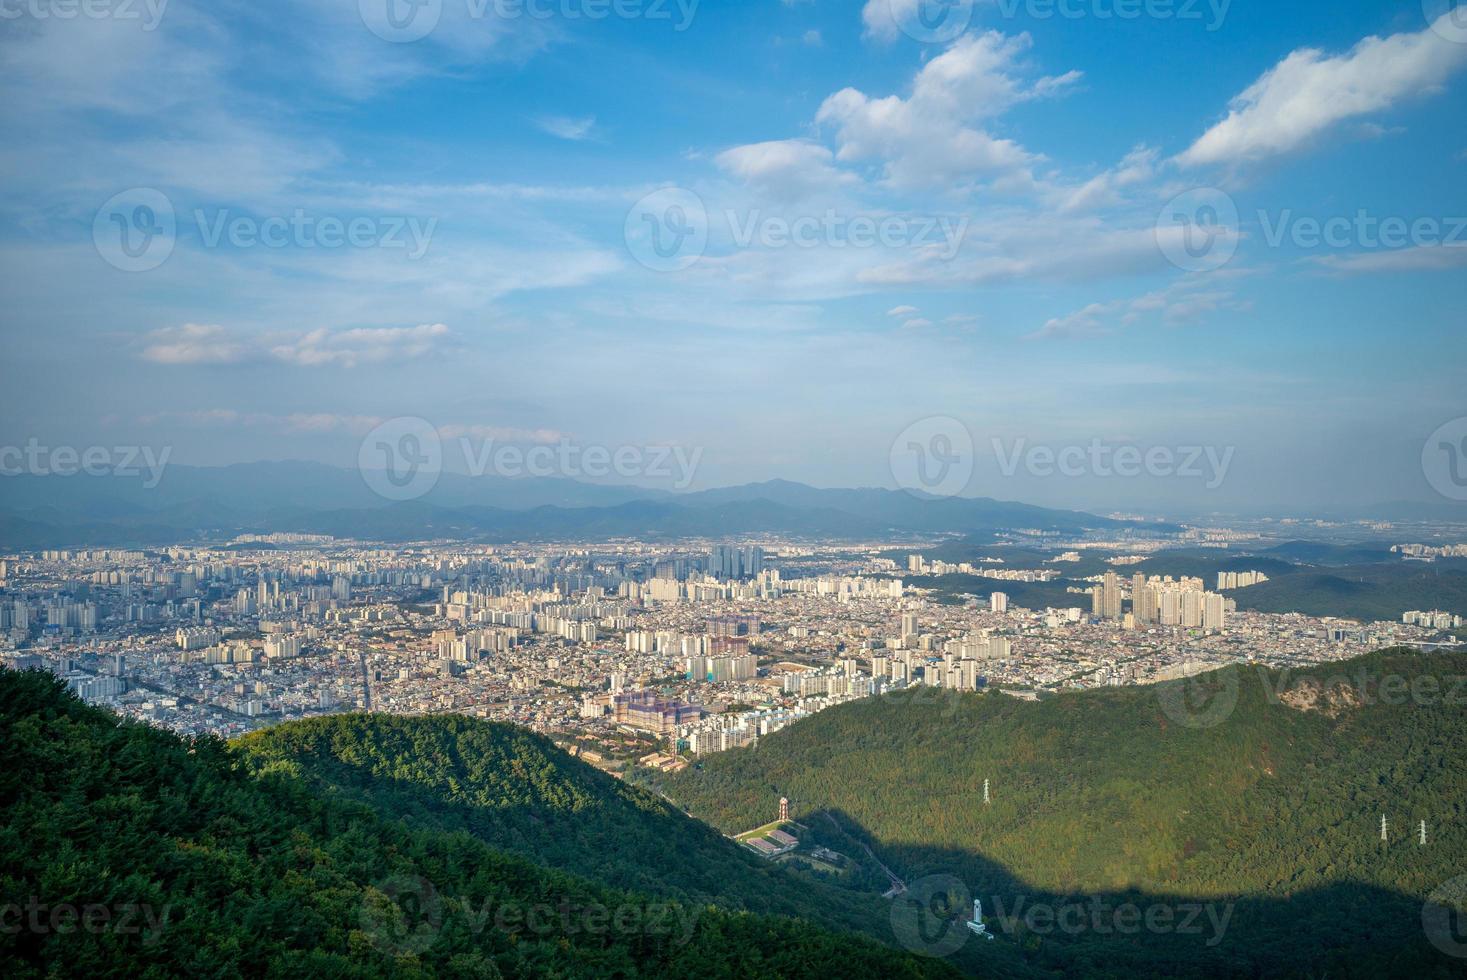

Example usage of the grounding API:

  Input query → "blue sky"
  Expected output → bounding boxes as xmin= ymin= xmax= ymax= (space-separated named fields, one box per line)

xmin=1 ymin=0 xmax=1465 ymax=514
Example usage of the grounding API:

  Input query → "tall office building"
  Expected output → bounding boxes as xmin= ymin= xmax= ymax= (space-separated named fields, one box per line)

xmin=990 ymin=592 xmax=1009 ymax=614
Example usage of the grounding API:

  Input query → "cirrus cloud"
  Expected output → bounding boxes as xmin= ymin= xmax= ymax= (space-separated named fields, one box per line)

xmin=139 ymin=323 xmax=455 ymax=369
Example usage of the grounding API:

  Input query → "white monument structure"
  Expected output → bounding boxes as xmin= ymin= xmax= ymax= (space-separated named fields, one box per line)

xmin=967 ymin=899 xmax=993 ymax=939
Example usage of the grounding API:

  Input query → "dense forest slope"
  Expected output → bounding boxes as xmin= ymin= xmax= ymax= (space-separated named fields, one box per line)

xmin=233 ymin=713 xmax=902 ymax=939
xmin=650 ymin=648 xmax=1467 ymax=977
xmin=0 ymin=669 xmax=959 ymax=979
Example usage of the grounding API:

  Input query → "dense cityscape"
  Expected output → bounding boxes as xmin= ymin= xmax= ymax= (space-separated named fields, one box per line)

xmin=5 ymin=525 xmax=1460 ymax=778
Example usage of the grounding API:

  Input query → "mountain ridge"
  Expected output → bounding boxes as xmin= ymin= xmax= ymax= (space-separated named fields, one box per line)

xmin=0 ymin=462 xmax=1135 ymax=548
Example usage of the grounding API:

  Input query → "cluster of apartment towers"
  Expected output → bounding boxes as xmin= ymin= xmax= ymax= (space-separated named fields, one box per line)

xmin=1093 ymin=572 xmax=1229 ymax=631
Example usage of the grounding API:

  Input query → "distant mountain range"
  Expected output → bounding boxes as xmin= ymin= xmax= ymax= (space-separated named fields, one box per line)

xmin=0 ymin=462 xmax=1137 ymax=548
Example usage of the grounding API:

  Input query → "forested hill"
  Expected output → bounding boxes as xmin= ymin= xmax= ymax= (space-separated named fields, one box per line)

xmin=0 ymin=669 xmax=960 ymax=979
xmin=233 ymin=713 xmax=898 ymax=938
xmin=650 ymin=647 xmax=1467 ymax=977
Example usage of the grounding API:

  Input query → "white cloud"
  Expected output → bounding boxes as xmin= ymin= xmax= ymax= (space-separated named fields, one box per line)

xmin=1354 ymin=121 xmax=1406 ymax=142
xmin=140 ymin=323 xmax=455 ymax=369
xmin=814 ymin=32 xmax=1079 ymax=189
xmin=142 ymin=411 xmax=564 ymax=442
xmin=1030 ymin=279 xmax=1248 ymax=339
xmin=140 ymin=324 xmax=251 ymax=365
xmin=436 ymin=424 xmax=566 ymax=444
xmin=1310 ymin=244 xmax=1467 ymax=275
xmin=536 ymin=115 xmax=598 ymax=141
xmin=270 ymin=324 xmax=454 ymax=368
xmin=901 ymin=317 xmax=933 ymax=329
xmin=886 ymin=305 xmax=920 ymax=317
xmin=860 ymin=0 xmax=899 ymax=42
xmin=1031 ymin=301 xmax=1119 ymax=340
xmin=1178 ymin=17 xmax=1467 ymax=168
xmin=715 ymin=139 xmax=857 ymax=198
xmin=1053 ymin=146 xmax=1159 ymax=213
xmin=139 ymin=410 xmax=385 ymax=435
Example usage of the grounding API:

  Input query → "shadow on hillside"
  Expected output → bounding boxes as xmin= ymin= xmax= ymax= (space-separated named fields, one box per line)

xmin=249 ymin=710 xmax=1467 ymax=979
xmin=247 ymin=727 xmax=902 ymax=942
xmin=816 ymin=808 xmax=1466 ymax=979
